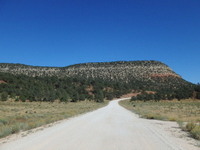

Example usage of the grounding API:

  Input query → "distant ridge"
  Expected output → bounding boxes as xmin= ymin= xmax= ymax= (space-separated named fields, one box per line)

xmin=0 ymin=60 xmax=180 ymax=79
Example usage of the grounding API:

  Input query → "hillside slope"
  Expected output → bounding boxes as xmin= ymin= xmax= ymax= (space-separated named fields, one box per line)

xmin=0 ymin=61 xmax=194 ymax=102
xmin=0 ymin=61 xmax=180 ymax=80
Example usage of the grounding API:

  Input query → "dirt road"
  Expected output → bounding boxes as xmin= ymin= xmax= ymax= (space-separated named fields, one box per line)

xmin=0 ymin=98 xmax=199 ymax=150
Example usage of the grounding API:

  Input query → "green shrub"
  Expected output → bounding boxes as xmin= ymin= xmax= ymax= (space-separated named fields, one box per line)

xmin=0 ymin=119 xmax=9 ymax=125
xmin=186 ymin=122 xmax=196 ymax=131
xmin=191 ymin=125 xmax=200 ymax=140
xmin=0 ymin=126 xmax=12 ymax=138
xmin=185 ymin=123 xmax=200 ymax=140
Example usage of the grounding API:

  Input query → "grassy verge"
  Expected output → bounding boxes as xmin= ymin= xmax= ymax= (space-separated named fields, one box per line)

xmin=0 ymin=100 xmax=108 ymax=138
xmin=119 ymin=99 xmax=200 ymax=140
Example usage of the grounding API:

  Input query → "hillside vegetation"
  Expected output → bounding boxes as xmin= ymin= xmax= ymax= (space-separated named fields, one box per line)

xmin=0 ymin=61 xmax=182 ymax=82
xmin=0 ymin=61 xmax=198 ymax=102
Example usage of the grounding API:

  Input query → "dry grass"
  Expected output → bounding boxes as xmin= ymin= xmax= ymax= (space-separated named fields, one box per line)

xmin=0 ymin=101 xmax=107 ymax=138
xmin=120 ymin=99 xmax=200 ymax=140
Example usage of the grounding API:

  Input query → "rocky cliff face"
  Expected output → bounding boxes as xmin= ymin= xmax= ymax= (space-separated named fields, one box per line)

xmin=0 ymin=61 xmax=180 ymax=82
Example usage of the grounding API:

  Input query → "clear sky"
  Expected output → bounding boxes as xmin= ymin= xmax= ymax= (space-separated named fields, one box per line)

xmin=0 ymin=0 xmax=199 ymax=83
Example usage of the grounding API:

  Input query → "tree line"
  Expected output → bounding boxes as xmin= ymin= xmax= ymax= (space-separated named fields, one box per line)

xmin=131 ymin=83 xmax=199 ymax=101
xmin=0 ymin=72 xmax=198 ymax=102
xmin=0 ymin=72 xmax=132 ymax=102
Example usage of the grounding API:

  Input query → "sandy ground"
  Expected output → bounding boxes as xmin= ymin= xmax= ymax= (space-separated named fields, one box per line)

xmin=0 ymin=98 xmax=199 ymax=150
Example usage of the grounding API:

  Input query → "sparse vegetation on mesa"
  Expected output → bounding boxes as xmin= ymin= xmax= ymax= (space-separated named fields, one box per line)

xmin=120 ymin=99 xmax=200 ymax=140
xmin=0 ymin=100 xmax=107 ymax=138
xmin=0 ymin=61 xmax=178 ymax=81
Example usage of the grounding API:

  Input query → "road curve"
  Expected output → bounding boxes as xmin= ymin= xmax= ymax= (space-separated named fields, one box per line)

xmin=0 ymin=98 xmax=199 ymax=150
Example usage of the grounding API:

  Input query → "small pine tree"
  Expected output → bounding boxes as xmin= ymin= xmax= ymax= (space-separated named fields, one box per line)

xmin=95 ymin=90 xmax=104 ymax=103
xmin=71 ymin=93 xmax=79 ymax=102
xmin=131 ymin=96 xmax=137 ymax=101
xmin=60 ymin=93 xmax=70 ymax=102
xmin=20 ymin=95 xmax=26 ymax=102
xmin=79 ymin=94 xmax=86 ymax=101
xmin=197 ymin=92 xmax=200 ymax=99
xmin=1 ymin=92 xmax=8 ymax=101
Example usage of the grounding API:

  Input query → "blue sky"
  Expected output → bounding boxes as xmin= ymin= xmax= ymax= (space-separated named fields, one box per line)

xmin=0 ymin=0 xmax=199 ymax=83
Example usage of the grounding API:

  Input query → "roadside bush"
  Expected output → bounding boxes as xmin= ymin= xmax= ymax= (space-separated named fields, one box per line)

xmin=186 ymin=122 xmax=196 ymax=132
xmin=185 ymin=122 xmax=200 ymax=140
xmin=0 ymin=126 xmax=12 ymax=138
xmin=191 ymin=125 xmax=200 ymax=140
